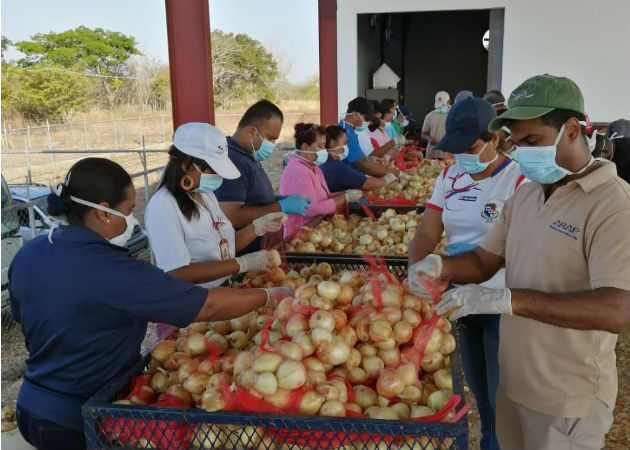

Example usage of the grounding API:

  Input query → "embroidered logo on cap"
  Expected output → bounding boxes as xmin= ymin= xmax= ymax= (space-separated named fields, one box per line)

xmin=216 ymin=144 xmax=226 ymax=155
xmin=511 ymin=90 xmax=534 ymax=101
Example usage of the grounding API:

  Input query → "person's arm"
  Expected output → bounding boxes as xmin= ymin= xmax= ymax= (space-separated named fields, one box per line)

xmin=370 ymin=139 xmax=396 ymax=158
xmin=194 ymin=288 xmax=267 ymax=322
xmin=353 ymin=157 xmax=400 ymax=177
xmin=361 ymin=176 xmax=387 ymax=191
xmin=510 ymin=287 xmax=630 ymax=334
xmin=235 ymin=224 xmax=258 ymax=252
xmin=440 ymin=247 xmax=505 ymax=284
xmin=168 ymin=260 xmax=240 ymax=284
xmin=408 ymin=208 xmax=444 ymax=265
xmin=219 ymin=201 xmax=282 ymax=230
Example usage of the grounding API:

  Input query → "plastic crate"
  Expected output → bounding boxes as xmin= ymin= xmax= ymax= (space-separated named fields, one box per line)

xmin=82 ymin=348 xmax=468 ymax=450
xmin=284 ymin=254 xmax=409 ymax=280
xmin=348 ymin=204 xmax=425 ymax=217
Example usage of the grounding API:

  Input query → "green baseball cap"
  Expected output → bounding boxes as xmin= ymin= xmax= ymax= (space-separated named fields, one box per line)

xmin=488 ymin=74 xmax=584 ymax=131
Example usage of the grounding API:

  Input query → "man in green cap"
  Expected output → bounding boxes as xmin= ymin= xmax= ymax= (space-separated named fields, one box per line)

xmin=409 ymin=74 xmax=630 ymax=450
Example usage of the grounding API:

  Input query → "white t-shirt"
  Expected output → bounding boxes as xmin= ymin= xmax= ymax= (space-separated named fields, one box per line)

xmin=427 ymin=159 xmax=528 ymax=288
xmin=145 ymin=187 xmax=236 ymax=289
xmin=356 ymin=128 xmax=374 ymax=156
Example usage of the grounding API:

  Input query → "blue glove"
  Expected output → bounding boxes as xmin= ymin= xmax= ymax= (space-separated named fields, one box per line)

xmin=278 ymin=194 xmax=311 ymax=216
xmin=276 ymin=195 xmax=287 ymax=201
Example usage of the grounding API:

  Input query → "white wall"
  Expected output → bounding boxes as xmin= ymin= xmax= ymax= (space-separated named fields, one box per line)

xmin=337 ymin=0 xmax=630 ymax=123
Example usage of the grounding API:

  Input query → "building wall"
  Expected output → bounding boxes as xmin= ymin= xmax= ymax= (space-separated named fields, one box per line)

xmin=337 ymin=0 xmax=630 ymax=123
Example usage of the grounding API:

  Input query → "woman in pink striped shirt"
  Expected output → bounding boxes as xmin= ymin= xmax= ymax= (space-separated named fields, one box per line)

xmin=280 ymin=123 xmax=363 ymax=238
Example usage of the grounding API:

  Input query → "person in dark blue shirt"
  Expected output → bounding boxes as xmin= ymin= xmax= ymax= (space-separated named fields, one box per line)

xmin=8 ymin=157 xmax=286 ymax=450
xmin=321 ymin=125 xmax=395 ymax=192
xmin=214 ymin=100 xmax=311 ymax=254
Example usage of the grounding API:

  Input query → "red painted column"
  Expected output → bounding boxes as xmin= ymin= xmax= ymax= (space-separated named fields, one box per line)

xmin=318 ymin=0 xmax=338 ymax=126
xmin=165 ymin=0 xmax=215 ymax=129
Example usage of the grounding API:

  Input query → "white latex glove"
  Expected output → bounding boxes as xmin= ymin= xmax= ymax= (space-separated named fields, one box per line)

xmin=383 ymin=173 xmax=397 ymax=185
xmin=235 ymin=250 xmax=272 ymax=274
xmin=437 ymin=284 xmax=513 ymax=320
xmin=253 ymin=212 xmax=287 ymax=236
xmin=395 ymin=135 xmax=406 ymax=145
xmin=345 ymin=190 xmax=363 ymax=203
xmin=408 ymin=254 xmax=443 ymax=297
xmin=263 ymin=287 xmax=295 ymax=308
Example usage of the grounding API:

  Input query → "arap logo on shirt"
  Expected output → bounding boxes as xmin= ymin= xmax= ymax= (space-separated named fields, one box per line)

xmin=481 ymin=202 xmax=500 ymax=223
xmin=549 ymin=220 xmax=580 ymax=240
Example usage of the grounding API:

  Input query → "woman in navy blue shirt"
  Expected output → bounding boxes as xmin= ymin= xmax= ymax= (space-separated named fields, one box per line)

xmin=8 ymin=158 xmax=284 ymax=450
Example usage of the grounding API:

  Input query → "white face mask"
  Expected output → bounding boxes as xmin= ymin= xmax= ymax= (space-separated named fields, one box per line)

xmin=70 ymin=196 xmax=135 ymax=247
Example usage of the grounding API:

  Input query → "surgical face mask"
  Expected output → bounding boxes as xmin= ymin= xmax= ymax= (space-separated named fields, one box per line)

xmin=454 ymin=142 xmax=498 ymax=174
xmin=437 ymin=106 xmax=449 ymax=114
xmin=401 ymin=118 xmax=410 ymax=127
xmin=251 ymin=128 xmax=275 ymax=161
xmin=328 ymin=145 xmax=349 ymax=161
xmin=193 ymin=164 xmax=223 ymax=193
xmin=392 ymin=109 xmax=398 ymax=120
xmin=355 ymin=121 xmax=369 ymax=132
xmin=294 ymin=149 xmax=328 ymax=166
xmin=515 ymin=124 xmax=594 ymax=184
xmin=70 ymin=196 xmax=135 ymax=247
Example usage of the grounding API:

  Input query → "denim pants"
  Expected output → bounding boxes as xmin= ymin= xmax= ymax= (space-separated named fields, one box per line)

xmin=16 ymin=405 xmax=86 ymax=450
xmin=457 ymin=314 xmax=501 ymax=450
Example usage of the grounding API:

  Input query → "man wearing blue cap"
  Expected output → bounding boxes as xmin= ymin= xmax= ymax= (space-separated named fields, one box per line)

xmin=411 ymin=75 xmax=630 ymax=450
xmin=409 ymin=97 xmax=527 ymax=450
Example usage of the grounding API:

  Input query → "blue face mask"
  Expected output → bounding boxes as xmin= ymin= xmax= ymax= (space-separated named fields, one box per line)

xmin=329 ymin=145 xmax=349 ymax=161
xmin=515 ymin=124 xmax=593 ymax=184
xmin=392 ymin=109 xmax=398 ymax=120
xmin=251 ymin=128 xmax=275 ymax=161
xmin=454 ymin=142 xmax=497 ymax=174
xmin=437 ymin=106 xmax=449 ymax=114
xmin=401 ymin=118 xmax=410 ymax=127
xmin=294 ymin=149 xmax=328 ymax=166
xmin=193 ymin=164 xmax=223 ymax=193
xmin=355 ymin=121 xmax=369 ymax=132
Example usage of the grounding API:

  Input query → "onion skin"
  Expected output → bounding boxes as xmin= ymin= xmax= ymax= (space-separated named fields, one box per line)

xmin=150 ymin=372 xmax=168 ymax=393
xmin=433 ymin=368 xmax=453 ymax=390
xmin=399 ymin=385 xmax=423 ymax=405
xmin=330 ymin=309 xmax=348 ymax=330
xmin=252 ymin=353 xmax=283 ymax=373
xmin=336 ymin=284 xmax=355 ymax=306
xmin=299 ymin=391 xmax=325 ymax=415
xmin=376 ymin=368 xmax=406 ymax=398
xmin=316 ymin=383 xmax=341 ymax=402
xmin=346 ymin=348 xmax=362 ymax=368
xmin=353 ymin=385 xmax=378 ymax=409
xmin=316 ymin=337 xmax=351 ymax=366
xmin=440 ymin=333 xmax=457 ymax=355
xmin=362 ymin=355 xmax=385 ymax=378
xmin=292 ymin=331 xmax=315 ymax=357
xmin=275 ymin=341 xmax=304 ymax=361
xmin=276 ymin=361 xmax=307 ymax=390
xmin=393 ymin=321 xmax=413 ymax=344
xmin=151 ymin=340 xmax=177 ymax=362
xmin=264 ymin=388 xmax=293 ymax=409
xmin=317 ymin=281 xmax=341 ymax=301
xmin=309 ymin=310 xmax=335 ymax=332
xmin=320 ymin=400 xmax=346 ymax=417
xmin=365 ymin=406 xmax=399 ymax=420
xmin=305 ymin=370 xmax=327 ymax=390
xmin=420 ymin=352 xmax=444 ymax=373
xmin=427 ymin=389 xmax=450 ymax=411
xmin=255 ymin=372 xmax=278 ymax=396
xmin=183 ymin=373 xmax=210 ymax=395
xmin=346 ymin=366 xmax=369 ymax=385
xmin=391 ymin=402 xmax=411 ymax=419
xmin=339 ymin=325 xmax=358 ymax=348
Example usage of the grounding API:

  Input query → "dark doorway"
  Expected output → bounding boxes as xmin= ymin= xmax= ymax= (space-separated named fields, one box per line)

xmin=358 ymin=9 xmax=501 ymax=123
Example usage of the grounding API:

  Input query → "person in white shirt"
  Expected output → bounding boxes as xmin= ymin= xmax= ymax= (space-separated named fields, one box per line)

xmin=408 ymin=97 xmax=527 ymax=450
xmin=145 ymin=122 xmax=286 ymax=289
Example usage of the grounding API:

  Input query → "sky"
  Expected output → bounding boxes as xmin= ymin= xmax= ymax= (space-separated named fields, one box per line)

xmin=0 ymin=0 xmax=320 ymax=83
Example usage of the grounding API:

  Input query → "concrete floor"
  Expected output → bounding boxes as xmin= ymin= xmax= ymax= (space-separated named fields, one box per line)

xmin=1 ymin=428 xmax=35 ymax=450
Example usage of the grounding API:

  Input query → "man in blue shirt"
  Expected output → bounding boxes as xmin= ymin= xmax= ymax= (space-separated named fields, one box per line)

xmin=214 ymin=100 xmax=311 ymax=253
xmin=339 ymin=97 xmax=402 ymax=179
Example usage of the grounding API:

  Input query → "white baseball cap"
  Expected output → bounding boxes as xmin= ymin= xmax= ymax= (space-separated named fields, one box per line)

xmin=173 ymin=122 xmax=240 ymax=179
xmin=434 ymin=91 xmax=450 ymax=108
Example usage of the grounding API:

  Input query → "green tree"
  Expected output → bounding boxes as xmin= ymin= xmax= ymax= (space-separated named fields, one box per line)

xmin=1 ymin=35 xmax=12 ymax=61
xmin=211 ymin=30 xmax=279 ymax=108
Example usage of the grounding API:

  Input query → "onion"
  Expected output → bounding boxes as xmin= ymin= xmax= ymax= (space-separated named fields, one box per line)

xmin=377 ymin=395 xmax=389 ymax=407
xmin=230 ymin=312 xmax=254 ymax=332
xmin=329 ymin=378 xmax=349 ymax=403
xmin=330 ymin=367 xmax=348 ymax=379
xmin=336 ymin=284 xmax=355 ymax=306
xmin=188 ymin=322 xmax=208 ymax=333
xmin=376 ymin=337 xmax=397 ymax=350
xmin=317 ymin=281 xmax=341 ymax=301
xmin=226 ymin=331 xmax=248 ymax=350
xmin=376 ymin=368 xmax=405 ymax=398
xmin=437 ymin=317 xmax=452 ymax=333
xmin=320 ymin=235 xmax=333 ymax=248
xmin=255 ymin=314 xmax=273 ymax=331
xmin=329 ymin=309 xmax=348 ymax=330
xmin=303 ymin=357 xmax=326 ymax=373
xmin=345 ymin=403 xmax=363 ymax=415
xmin=233 ymin=351 xmax=255 ymax=376
xmin=316 ymin=337 xmax=350 ymax=366
xmin=167 ymin=371 xmax=179 ymax=386
xmin=440 ymin=333 xmax=456 ymax=355
xmin=420 ymin=328 xmax=443 ymax=355
xmin=264 ymin=388 xmax=292 ymax=409
xmin=129 ymin=385 xmax=155 ymax=405
xmin=362 ymin=355 xmax=385 ymax=378
xmin=347 ymin=366 xmax=369 ymax=384
xmin=305 ymin=370 xmax=327 ymax=389
xmin=309 ymin=310 xmax=335 ymax=332
xmin=392 ymin=402 xmax=411 ymax=419
xmin=207 ymin=320 xmax=231 ymax=335
xmin=255 ymin=372 xmax=278 ymax=396
xmin=358 ymin=343 xmax=377 ymax=358
xmin=204 ymin=333 xmax=229 ymax=355
xmin=339 ymin=325 xmax=358 ymax=348
xmin=267 ymin=267 xmax=286 ymax=283
xmin=402 ymin=309 xmax=422 ymax=328
xmin=381 ymin=289 xmax=402 ymax=308
xmin=316 ymin=382 xmax=340 ymax=401
xmin=396 ymin=363 xmax=418 ymax=386
xmin=275 ymin=297 xmax=295 ymax=321
xmin=286 ymin=314 xmax=309 ymax=337
xmin=378 ymin=348 xmax=401 ymax=366
xmin=382 ymin=307 xmax=402 ymax=325
xmin=375 ymin=227 xmax=388 ymax=241
xmin=433 ymin=369 xmax=452 ymax=390
xmin=252 ymin=352 xmax=283 ymax=373
xmin=420 ymin=352 xmax=444 ymax=373
xmin=369 ymin=320 xmax=393 ymax=343
xmin=112 ymin=399 xmax=133 ymax=405
xmin=207 ymin=372 xmax=230 ymax=390
xmin=237 ymin=370 xmax=256 ymax=389
xmin=299 ymin=391 xmax=325 ymax=415
xmin=310 ymin=295 xmax=333 ymax=310
xmin=310 ymin=327 xmax=333 ymax=349
xmin=150 ymin=372 xmax=168 ymax=393
xmin=393 ymin=321 xmax=413 ymax=344
xmin=292 ymin=332 xmax=315 ymax=356
xmin=269 ymin=249 xmax=282 ymax=267
xmin=365 ymin=406 xmax=399 ymax=420
xmin=276 ymin=360 xmax=306 ymax=389
xmin=400 ymin=385 xmax=423 ymax=405
xmin=178 ymin=359 xmax=200 ymax=382
xmin=151 ymin=341 xmax=177 ymax=362
xmin=353 ymin=385 xmax=378 ymax=409
xmin=183 ymin=373 xmax=209 ymax=395
xmin=167 ymin=384 xmax=192 ymax=406
xmin=427 ymin=389 xmax=450 ymax=411
xmin=316 ymin=262 xmax=333 ymax=278
xmin=355 ymin=318 xmax=370 ymax=342
xmin=275 ymin=341 xmax=304 ymax=361
xmin=320 ymin=400 xmax=345 ymax=417
xmin=402 ymin=295 xmax=423 ymax=311
xmin=411 ymin=405 xmax=435 ymax=418
xmin=346 ymin=348 xmax=362 ymax=368
xmin=296 ymin=284 xmax=317 ymax=301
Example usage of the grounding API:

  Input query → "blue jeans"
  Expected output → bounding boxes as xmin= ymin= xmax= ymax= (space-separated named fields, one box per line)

xmin=457 ymin=314 xmax=500 ymax=450
xmin=16 ymin=405 xmax=86 ymax=450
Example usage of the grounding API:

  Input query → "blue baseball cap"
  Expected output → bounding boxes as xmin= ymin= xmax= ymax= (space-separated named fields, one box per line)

xmin=436 ymin=97 xmax=497 ymax=154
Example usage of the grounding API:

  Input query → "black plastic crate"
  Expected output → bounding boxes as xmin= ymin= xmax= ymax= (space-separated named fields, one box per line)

xmin=82 ymin=348 xmax=468 ymax=450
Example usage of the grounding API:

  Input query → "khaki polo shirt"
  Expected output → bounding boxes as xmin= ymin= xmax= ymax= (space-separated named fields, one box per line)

xmin=481 ymin=161 xmax=630 ymax=418
xmin=422 ymin=110 xmax=448 ymax=159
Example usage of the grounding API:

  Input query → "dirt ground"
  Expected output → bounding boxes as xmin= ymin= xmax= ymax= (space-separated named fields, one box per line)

xmin=1 ymin=110 xmax=629 ymax=449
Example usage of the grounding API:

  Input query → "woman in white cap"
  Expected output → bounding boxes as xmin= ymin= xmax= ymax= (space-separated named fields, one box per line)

xmin=145 ymin=123 xmax=286 ymax=289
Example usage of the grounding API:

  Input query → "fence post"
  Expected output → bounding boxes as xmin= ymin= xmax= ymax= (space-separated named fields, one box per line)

xmin=119 ymin=119 xmax=125 ymax=147
xmin=161 ymin=115 xmax=166 ymax=143
xmin=2 ymin=125 xmax=11 ymax=169
xmin=84 ymin=119 xmax=89 ymax=150
xmin=140 ymin=136 xmax=150 ymax=207
xmin=113 ymin=118 xmax=118 ymax=149
xmin=139 ymin=117 xmax=143 ymax=147
xmin=45 ymin=119 xmax=52 ymax=150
